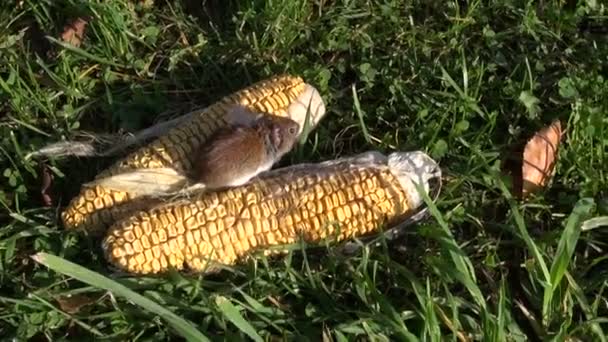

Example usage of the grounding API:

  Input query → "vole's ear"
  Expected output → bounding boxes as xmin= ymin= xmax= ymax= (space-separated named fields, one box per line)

xmin=271 ymin=125 xmax=282 ymax=147
xmin=224 ymin=105 xmax=262 ymax=127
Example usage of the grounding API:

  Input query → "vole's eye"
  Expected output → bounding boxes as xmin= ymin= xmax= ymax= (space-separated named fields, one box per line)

xmin=289 ymin=127 xmax=296 ymax=134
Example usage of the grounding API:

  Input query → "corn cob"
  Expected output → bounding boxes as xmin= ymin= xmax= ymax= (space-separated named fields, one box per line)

xmin=102 ymin=151 xmax=441 ymax=275
xmin=61 ymin=75 xmax=326 ymax=235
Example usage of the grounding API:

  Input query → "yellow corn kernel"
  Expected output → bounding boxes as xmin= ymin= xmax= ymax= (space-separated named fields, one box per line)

xmin=102 ymin=151 xmax=441 ymax=275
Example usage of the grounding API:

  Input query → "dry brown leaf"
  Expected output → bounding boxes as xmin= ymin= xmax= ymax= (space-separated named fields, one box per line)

xmin=60 ymin=17 xmax=89 ymax=47
xmin=40 ymin=164 xmax=53 ymax=207
xmin=266 ymin=295 xmax=288 ymax=311
xmin=141 ymin=0 xmax=155 ymax=9
xmin=56 ymin=293 xmax=97 ymax=314
xmin=521 ymin=119 xmax=563 ymax=197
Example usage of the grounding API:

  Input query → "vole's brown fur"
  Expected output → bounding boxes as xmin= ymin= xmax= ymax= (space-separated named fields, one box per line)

xmin=194 ymin=108 xmax=300 ymax=189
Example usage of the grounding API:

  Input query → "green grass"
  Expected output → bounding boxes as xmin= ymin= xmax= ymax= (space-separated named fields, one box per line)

xmin=1 ymin=0 xmax=607 ymax=340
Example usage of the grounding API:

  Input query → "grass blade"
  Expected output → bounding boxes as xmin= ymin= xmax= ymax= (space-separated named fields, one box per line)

xmin=351 ymin=84 xmax=372 ymax=145
xmin=46 ymin=36 xmax=125 ymax=68
xmin=581 ymin=216 xmax=608 ymax=231
xmin=412 ymin=182 xmax=487 ymax=311
xmin=463 ymin=142 xmax=554 ymax=303
xmin=466 ymin=143 xmax=552 ymax=286
xmin=29 ymin=293 xmax=104 ymax=337
xmin=31 ymin=252 xmax=210 ymax=342
xmin=215 ymin=295 xmax=264 ymax=342
xmin=298 ymin=92 xmax=314 ymax=145
xmin=542 ymin=198 xmax=595 ymax=324
xmin=565 ymin=271 xmax=606 ymax=341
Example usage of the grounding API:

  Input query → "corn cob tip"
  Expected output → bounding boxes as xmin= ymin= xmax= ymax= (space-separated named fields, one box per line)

xmin=316 ymin=150 xmax=441 ymax=207
xmin=387 ymin=151 xmax=441 ymax=208
xmin=287 ymin=84 xmax=326 ymax=135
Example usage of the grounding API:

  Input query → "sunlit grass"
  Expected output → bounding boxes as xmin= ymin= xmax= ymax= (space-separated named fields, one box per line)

xmin=0 ymin=0 xmax=607 ymax=340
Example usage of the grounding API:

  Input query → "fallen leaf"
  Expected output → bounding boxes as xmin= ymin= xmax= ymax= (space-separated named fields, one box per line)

xmin=266 ymin=295 xmax=288 ymax=311
xmin=55 ymin=293 xmax=97 ymax=314
xmin=140 ymin=0 xmax=155 ymax=9
xmin=521 ymin=119 xmax=563 ymax=197
xmin=40 ymin=164 xmax=53 ymax=206
xmin=322 ymin=325 xmax=333 ymax=342
xmin=60 ymin=17 xmax=89 ymax=47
